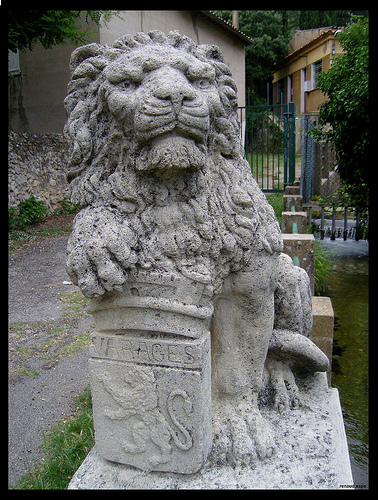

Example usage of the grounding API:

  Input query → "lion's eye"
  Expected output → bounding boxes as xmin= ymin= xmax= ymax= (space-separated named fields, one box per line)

xmin=119 ymin=80 xmax=135 ymax=91
xmin=193 ymin=78 xmax=211 ymax=89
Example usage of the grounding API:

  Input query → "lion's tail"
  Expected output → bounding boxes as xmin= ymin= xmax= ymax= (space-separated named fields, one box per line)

xmin=167 ymin=390 xmax=193 ymax=451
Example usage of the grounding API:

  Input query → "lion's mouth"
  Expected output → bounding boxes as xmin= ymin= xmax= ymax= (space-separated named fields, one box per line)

xmin=135 ymin=134 xmax=206 ymax=176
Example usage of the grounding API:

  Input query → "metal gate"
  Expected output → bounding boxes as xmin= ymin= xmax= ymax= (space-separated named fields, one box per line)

xmin=238 ymin=103 xmax=295 ymax=192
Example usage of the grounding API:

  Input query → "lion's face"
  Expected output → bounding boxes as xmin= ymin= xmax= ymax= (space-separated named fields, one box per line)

xmin=101 ymin=45 xmax=224 ymax=175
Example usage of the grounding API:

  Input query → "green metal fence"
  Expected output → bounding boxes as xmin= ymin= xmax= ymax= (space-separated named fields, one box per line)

xmin=238 ymin=103 xmax=295 ymax=192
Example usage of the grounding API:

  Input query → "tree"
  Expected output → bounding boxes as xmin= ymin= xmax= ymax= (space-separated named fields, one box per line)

xmin=215 ymin=10 xmax=290 ymax=104
xmin=298 ymin=10 xmax=368 ymax=29
xmin=8 ymin=10 xmax=121 ymax=52
xmin=310 ymin=16 xmax=369 ymax=214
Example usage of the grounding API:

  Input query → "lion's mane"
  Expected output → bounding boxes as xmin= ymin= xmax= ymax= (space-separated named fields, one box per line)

xmin=64 ymin=30 xmax=282 ymax=292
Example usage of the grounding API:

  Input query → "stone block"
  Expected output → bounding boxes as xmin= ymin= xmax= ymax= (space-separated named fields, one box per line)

xmin=310 ymin=296 xmax=334 ymax=385
xmin=283 ymin=194 xmax=303 ymax=212
xmin=87 ymin=271 xmax=213 ymax=474
xmin=282 ymin=233 xmax=315 ymax=295
xmin=281 ymin=211 xmax=307 ymax=234
xmin=285 ymin=185 xmax=300 ymax=195
xmin=89 ymin=334 xmax=211 ymax=474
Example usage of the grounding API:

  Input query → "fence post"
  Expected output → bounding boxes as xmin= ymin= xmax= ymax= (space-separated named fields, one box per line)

xmin=343 ymin=207 xmax=348 ymax=241
xmin=288 ymin=102 xmax=296 ymax=185
xmin=355 ymin=210 xmax=360 ymax=241
xmin=283 ymin=105 xmax=288 ymax=186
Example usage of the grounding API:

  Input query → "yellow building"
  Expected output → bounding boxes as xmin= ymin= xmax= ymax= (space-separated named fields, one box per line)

xmin=272 ymin=28 xmax=344 ymax=116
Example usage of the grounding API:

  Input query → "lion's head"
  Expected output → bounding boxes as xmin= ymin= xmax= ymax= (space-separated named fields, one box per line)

xmin=64 ymin=31 xmax=282 ymax=292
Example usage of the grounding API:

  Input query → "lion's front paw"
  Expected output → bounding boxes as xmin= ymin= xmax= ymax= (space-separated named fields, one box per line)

xmin=67 ymin=241 xmax=127 ymax=298
xmin=66 ymin=207 xmax=137 ymax=298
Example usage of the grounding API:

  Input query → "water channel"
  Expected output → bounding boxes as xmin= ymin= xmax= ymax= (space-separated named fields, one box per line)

xmin=318 ymin=238 xmax=369 ymax=488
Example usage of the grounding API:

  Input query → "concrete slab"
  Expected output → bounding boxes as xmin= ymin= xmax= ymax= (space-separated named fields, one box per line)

xmin=282 ymin=233 xmax=315 ymax=295
xmin=283 ymin=194 xmax=303 ymax=212
xmin=68 ymin=372 xmax=353 ymax=490
xmin=281 ymin=211 xmax=307 ymax=234
xmin=310 ymin=296 xmax=334 ymax=385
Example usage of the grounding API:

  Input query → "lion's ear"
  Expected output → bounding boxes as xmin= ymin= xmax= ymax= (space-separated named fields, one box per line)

xmin=69 ymin=43 xmax=104 ymax=76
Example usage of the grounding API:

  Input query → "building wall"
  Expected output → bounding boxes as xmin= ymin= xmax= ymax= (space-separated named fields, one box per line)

xmin=272 ymin=35 xmax=342 ymax=115
xmin=8 ymin=18 xmax=100 ymax=134
xmin=8 ymin=132 xmax=70 ymax=210
xmin=8 ymin=11 xmax=246 ymax=134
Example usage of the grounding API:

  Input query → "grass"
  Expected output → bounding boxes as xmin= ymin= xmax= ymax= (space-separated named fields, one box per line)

xmin=246 ymin=153 xmax=302 ymax=192
xmin=8 ymin=290 xmax=92 ymax=380
xmin=12 ymin=385 xmax=94 ymax=490
xmin=8 ymin=212 xmax=76 ymax=253
xmin=313 ymin=240 xmax=333 ymax=295
xmin=265 ymin=192 xmax=283 ymax=227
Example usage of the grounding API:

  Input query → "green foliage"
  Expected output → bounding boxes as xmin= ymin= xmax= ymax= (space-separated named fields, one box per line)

xmin=8 ymin=10 xmax=122 ymax=52
xmin=313 ymin=240 xmax=333 ymax=295
xmin=309 ymin=16 xmax=369 ymax=214
xmin=298 ymin=10 xmax=368 ymax=29
xmin=10 ymin=196 xmax=48 ymax=230
xmin=53 ymin=197 xmax=78 ymax=215
xmin=13 ymin=386 xmax=94 ymax=489
xmin=8 ymin=206 xmax=18 ymax=231
xmin=216 ymin=11 xmax=289 ymax=104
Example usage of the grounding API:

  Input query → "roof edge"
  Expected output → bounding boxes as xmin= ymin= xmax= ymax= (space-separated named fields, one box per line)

xmin=198 ymin=10 xmax=254 ymax=45
xmin=272 ymin=29 xmax=342 ymax=72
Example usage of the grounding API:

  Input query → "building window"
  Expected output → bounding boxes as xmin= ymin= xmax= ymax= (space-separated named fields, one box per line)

xmin=8 ymin=50 xmax=21 ymax=75
xmin=312 ymin=59 xmax=322 ymax=89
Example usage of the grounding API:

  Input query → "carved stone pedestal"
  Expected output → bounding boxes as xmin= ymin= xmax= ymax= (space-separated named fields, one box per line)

xmin=87 ymin=271 xmax=213 ymax=474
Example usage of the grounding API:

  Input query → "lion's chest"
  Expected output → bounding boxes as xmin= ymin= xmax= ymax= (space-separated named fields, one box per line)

xmin=145 ymin=203 xmax=203 ymax=259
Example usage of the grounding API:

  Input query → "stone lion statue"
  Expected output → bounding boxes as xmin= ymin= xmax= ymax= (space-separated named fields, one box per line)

xmin=64 ymin=30 xmax=328 ymax=467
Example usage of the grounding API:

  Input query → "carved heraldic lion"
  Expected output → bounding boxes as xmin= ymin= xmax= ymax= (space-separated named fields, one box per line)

xmin=64 ymin=31 xmax=328 ymax=469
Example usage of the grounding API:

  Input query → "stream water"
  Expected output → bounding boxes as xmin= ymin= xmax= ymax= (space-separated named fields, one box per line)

xmin=318 ymin=238 xmax=369 ymax=488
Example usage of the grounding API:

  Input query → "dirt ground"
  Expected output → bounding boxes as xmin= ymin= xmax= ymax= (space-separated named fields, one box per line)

xmin=8 ymin=226 xmax=93 ymax=487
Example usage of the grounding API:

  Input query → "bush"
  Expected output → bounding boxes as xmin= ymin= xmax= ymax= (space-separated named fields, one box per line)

xmin=53 ymin=197 xmax=77 ymax=216
xmin=9 ymin=196 xmax=48 ymax=230
xmin=310 ymin=16 xmax=369 ymax=214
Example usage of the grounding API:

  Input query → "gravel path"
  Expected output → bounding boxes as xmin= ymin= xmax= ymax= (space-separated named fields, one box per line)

xmin=8 ymin=235 xmax=92 ymax=487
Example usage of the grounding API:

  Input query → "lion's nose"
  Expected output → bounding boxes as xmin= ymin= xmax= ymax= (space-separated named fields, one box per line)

xmin=154 ymin=75 xmax=195 ymax=115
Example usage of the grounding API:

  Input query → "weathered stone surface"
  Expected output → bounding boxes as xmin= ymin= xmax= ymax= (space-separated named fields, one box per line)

xmin=282 ymin=233 xmax=315 ymax=295
xmin=89 ymin=343 xmax=211 ymax=473
xmin=64 ymin=31 xmax=331 ymax=475
xmin=284 ymin=185 xmax=300 ymax=196
xmin=8 ymin=132 xmax=70 ymax=210
xmin=281 ymin=211 xmax=308 ymax=234
xmin=68 ymin=372 xmax=353 ymax=489
xmin=310 ymin=296 xmax=334 ymax=385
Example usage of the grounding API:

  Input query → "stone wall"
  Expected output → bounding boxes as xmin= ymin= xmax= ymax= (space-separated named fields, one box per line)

xmin=8 ymin=132 xmax=70 ymax=211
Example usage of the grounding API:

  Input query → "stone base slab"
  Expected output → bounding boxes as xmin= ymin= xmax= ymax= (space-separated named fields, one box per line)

xmin=68 ymin=372 xmax=353 ymax=489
